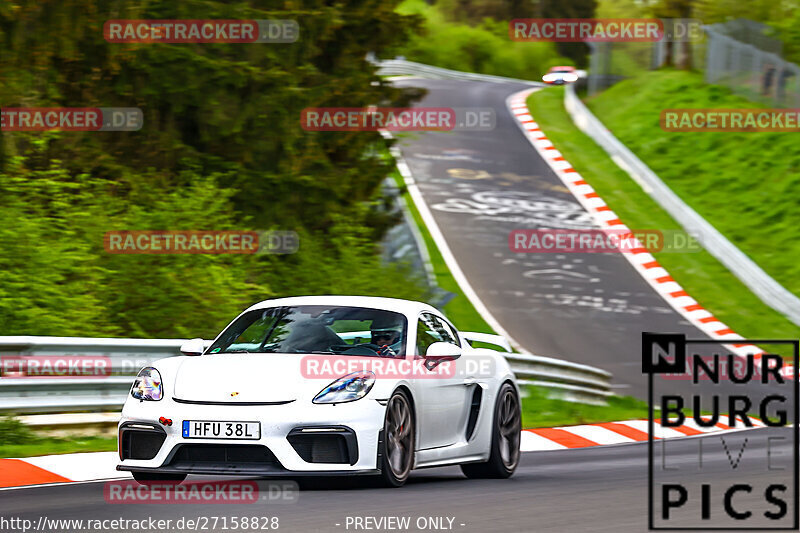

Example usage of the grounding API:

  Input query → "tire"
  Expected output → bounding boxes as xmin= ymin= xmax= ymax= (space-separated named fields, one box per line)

xmin=132 ymin=471 xmax=187 ymax=486
xmin=376 ymin=389 xmax=415 ymax=487
xmin=461 ymin=382 xmax=521 ymax=479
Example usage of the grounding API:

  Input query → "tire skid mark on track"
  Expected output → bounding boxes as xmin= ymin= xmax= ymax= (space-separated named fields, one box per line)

xmin=506 ymin=90 xmax=793 ymax=378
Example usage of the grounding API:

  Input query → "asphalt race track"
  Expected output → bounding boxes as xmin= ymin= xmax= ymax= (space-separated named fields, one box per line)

xmin=391 ymin=78 xmax=788 ymax=400
xmin=1 ymin=430 xmax=793 ymax=532
xmin=3 ymin=79 xmax=794 ymax=533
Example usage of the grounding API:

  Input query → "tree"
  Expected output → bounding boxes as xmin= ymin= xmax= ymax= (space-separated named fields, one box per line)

xmin=438 ymin=0 xmax=598 ymax=67
xmin=528 ymin=0 xmax=598 ymax=68
xmin=652 ymin=0 xmax=695 ymax=69
xmin=0 ymin=0 xmax=431 ymax=337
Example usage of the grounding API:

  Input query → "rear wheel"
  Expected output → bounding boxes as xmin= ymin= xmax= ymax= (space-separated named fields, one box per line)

xmin=132 ymin=471 xmax=187 ymax=486
xmin=376 ymin=389 xmax=415 ymax=487
xmin=461 ymin=383 xmax=521 ymax=479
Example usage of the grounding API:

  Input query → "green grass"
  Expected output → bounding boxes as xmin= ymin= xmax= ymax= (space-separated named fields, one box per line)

xmin=521 ymin=387 xmax=650 ymax=428
xmin=526 ymin=85 xmax=800 ymax=341
xmin=388 ymin=162 xmax=494 ymax=334
xmin=0 ymin=416 xmax=116 ymax=458
xmin=587 ymin=70 xmax=800 ymax=311
xmin=0 ymin=437 xmax=117 ymax=458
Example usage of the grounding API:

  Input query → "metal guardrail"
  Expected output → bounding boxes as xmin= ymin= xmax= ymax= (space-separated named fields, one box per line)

xmin=0 ymin=336 xmax=612 ymax=415
xmin=506 ymin=352 xmax=611 ymax=405
xmin=0 ymin=378 xmax=133 ymax=413
xmin=373 ymin=58 xmax=543 ymax=86
xmin=0 ymin=336 xmax=184 ymax=414
xmin=564 ymin=84 xmax=800 ymax=327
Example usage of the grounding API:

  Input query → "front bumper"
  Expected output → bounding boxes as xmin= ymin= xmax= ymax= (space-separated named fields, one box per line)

xmin=117 ymin=396 xmax=386 ymax=474
xmin=116 ymin=464 xmax=380 ymax=476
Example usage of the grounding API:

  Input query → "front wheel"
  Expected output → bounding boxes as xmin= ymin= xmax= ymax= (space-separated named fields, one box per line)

xmin=132 ymin=471 xmax=187 ymax=486
xmin=376 ymin=389 xmax=415 ymax=487
xmin=461 ymin=382 xmax=521 ymax=479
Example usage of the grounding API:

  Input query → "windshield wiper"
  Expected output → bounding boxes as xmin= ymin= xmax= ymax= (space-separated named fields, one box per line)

xmin=224 ymin=349 xmax=253 ymax=353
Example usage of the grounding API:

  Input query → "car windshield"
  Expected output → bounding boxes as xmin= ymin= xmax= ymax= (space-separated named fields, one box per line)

xmin=207 ymin=305 xmax=408 ymax=357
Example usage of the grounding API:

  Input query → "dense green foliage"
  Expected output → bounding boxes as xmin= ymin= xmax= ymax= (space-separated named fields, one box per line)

xmin=599 ymin=0 xmax=800 ymax=65
xmin=692 ymin=0 xmax=800 ymax=65
xmin=0 ymin=0 xmax=432 ymax=338
xmin=396 ymin=0 xmax=568 ymax=78
xmin=433 ymin=0 xmax=596 ymax=67
xmin=0 ymin=415 xmax=34 ymax=444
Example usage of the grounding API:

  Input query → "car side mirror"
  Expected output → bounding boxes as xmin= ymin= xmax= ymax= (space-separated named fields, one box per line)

xmin=425 ymin=342 xmax=462 ymax=361
xmin=180 ymin=338 xmax=205 ymax=356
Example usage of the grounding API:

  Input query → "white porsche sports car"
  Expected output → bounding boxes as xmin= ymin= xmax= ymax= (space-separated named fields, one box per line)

xmin=117 ymin=296 xmax=521 ymax=487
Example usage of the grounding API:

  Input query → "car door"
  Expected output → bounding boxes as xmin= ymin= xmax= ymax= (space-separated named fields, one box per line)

xmin=415 ymin=312 xmax=472 ymax=450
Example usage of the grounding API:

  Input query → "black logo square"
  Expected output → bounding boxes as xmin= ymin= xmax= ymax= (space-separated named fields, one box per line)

xmin=642 ymin=332 xmax=686 ymax=374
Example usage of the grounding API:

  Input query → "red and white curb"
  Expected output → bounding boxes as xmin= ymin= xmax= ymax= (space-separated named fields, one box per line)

xmin=506 ymin=89 xmax=792 ymax=378
xmin=0 ymin=419 xmax=768 ymax=489
xmin=0 ymin=451 xmax=127 ymax=489
xmin=521 ymin=417 xmax=765 ymax=451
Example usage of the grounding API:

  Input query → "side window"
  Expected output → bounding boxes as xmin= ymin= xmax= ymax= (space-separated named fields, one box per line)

xmin=230 ymin=312 xmax=279 ymax=349
xmin=436 ymin=317 xmax=460 ymax=347
xmin=416 ymin=318 xmax=439 ymax=357
xmin=416 ymin=313 xmax=459 ymax=356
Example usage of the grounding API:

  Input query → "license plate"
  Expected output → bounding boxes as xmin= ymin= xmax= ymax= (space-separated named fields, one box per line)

xmin=182 ymin=420 xmax=260 ymax=440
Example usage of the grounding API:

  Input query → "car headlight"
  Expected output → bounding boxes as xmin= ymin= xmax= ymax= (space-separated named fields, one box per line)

xmin=313 ymin=371 xmax=375 ymax=404
xmin=564 ymin=73 xmax=578 ymax=82
xmin=542 ymin=73 xmax=556 ymax=82
xmin=131 ymin=367 xmax=163 ymax=401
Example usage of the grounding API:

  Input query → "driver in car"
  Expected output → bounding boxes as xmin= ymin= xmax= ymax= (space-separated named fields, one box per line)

xmin=370 ymin=317 xmax=403 ymax=357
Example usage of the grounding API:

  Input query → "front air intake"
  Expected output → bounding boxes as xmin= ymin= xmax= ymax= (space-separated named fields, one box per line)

xmin=287 ymin=426 xmax=358 ymax=465
xmin=288 ymin=434 xmax=349 ymax=463
xmin=120 ymin=424 xmax=166 ymax=460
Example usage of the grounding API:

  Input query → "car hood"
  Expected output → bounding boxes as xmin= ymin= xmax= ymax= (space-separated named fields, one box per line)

xmin=172 ymin=353 xmax=315 ymax=403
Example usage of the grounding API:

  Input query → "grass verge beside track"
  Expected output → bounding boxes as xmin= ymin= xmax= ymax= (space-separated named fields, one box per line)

xmin=586 ymin=70 xmax=800 ymax=314
xmin=0 ymin=437 xmax=117 ymax=458
xmin=526 ymin=86 xmax=800 ymax=340
xmin=0 ymin=417 xmax=116 ymax=458
xmin=521 ymin=387 xmax=649 ymax=428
